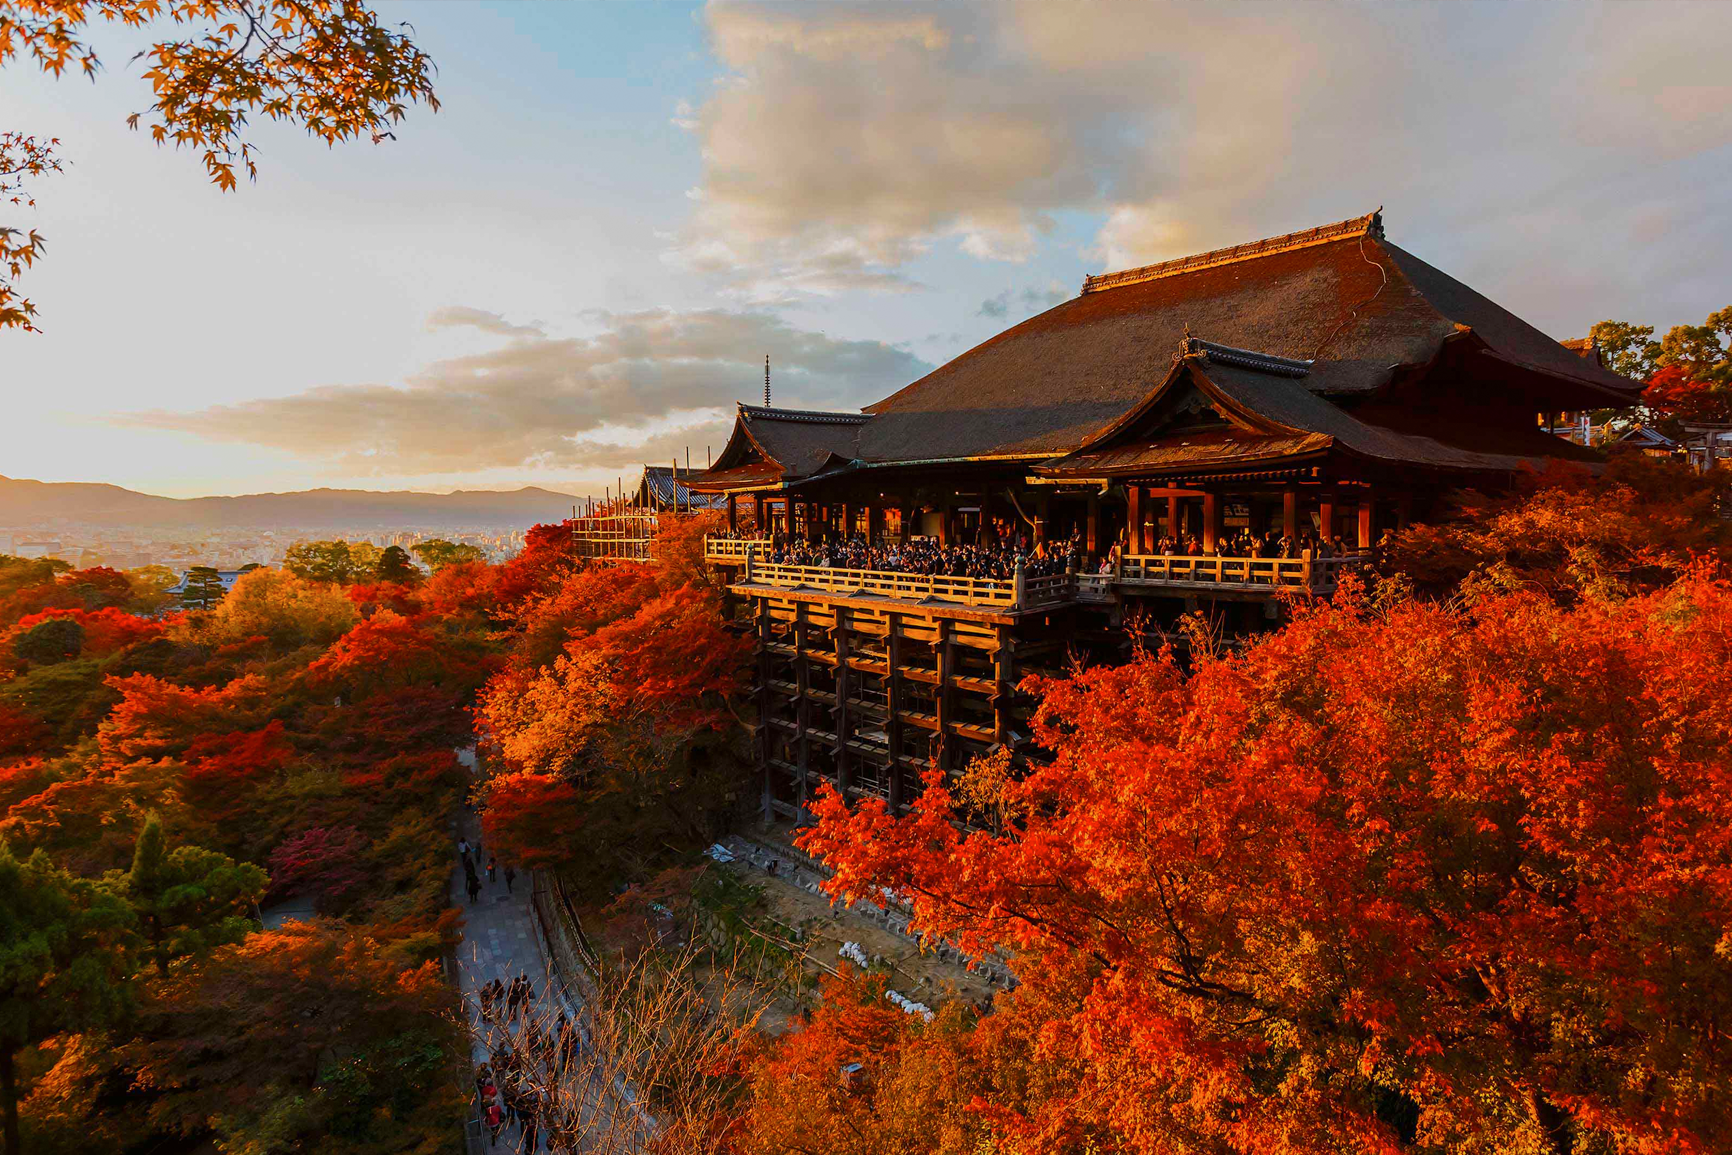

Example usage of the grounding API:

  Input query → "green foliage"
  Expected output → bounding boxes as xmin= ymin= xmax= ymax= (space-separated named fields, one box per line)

xmin=282 ymin=541 xmax=379 ymax=585
xmin=373 ymin=545 xmax=418 ymax=584
xmin=0 ymin=841 xmax=136 ymax=1154
xmin=119 ymin=816 xmax=266 ymax=978
xmin=409 ymin=538 xmax=484 ymax=573
xmin=11 ymin=618 xmax=82 ymax=666
xmin=179 ymin=566 xmax=226 ymax=610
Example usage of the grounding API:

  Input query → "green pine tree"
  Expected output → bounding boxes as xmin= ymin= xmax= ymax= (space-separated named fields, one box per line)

xmin=120 ymin=815 xmax=267 ymax=980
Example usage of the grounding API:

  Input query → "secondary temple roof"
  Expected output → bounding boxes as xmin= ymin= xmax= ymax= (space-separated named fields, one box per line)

xmin=692 ymin=211 xmax=1639 ymax=489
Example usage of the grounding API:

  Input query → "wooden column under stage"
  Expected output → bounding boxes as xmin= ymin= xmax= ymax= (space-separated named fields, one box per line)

xmin=1283 ymin=489 xmax=1298 ymax=540
xmin=1202 ymin=492 xmax=1220 ymax=554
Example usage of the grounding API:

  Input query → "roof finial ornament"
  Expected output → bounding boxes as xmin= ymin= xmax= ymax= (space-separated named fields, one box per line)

xmin=765 ymin=354 xmax=772 ymax=408
xmin=1177 ymin=323 xmax=1194 ymax=363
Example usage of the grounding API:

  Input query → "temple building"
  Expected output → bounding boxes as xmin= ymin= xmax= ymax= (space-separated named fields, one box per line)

xmin=684 ymin=211 xmax=1640 ymax=821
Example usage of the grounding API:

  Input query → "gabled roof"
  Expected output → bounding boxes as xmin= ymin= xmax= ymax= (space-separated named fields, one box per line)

xmin=637 ymin=465 xmax=727 ymax=510
xmin=854 ymin=211 xmax=1638 ymax=465
xmin=699 ymin=404 xmax=869 ymax=489
xmin=1042 ymin=337 xmax=1602 ymax=479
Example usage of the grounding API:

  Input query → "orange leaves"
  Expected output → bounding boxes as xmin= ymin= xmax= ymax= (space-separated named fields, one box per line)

xmin=796 ymin=572 xmax=1732 ymax=1152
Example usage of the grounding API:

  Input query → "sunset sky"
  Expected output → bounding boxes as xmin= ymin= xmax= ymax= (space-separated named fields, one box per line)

xmin=4 ymin=0 xmax=1729 ymax=498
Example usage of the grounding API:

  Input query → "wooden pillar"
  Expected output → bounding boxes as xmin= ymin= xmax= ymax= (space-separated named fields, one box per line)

xmin=756 ymin=596 xmax=774 ymax=824
xmin=938 ymin=500 xmax=952 ymax=547
xmin=868 ymin=503 xmax=885 ymax=543
xmin=834 ymin=607 xmax=851 ymax=795
xmin=899 ymin=501 xmax=912 ymax=544
xmin=934 ymin=620 xmax=954 ymax=773
xmin=1086 ymin=492 xmax=1101 ymax=555
xmin=727 ymin=493 xmax=738 ymax=533
xmin=839 ymin=503 xmax=852 ymax=539
xmin=1319 ymin=495 xmax=1335 ymax=543
xmin=992 ymin=626 xmax=1012 ymax=745
xmin=977 ymin=493 xmax=993 ymax=546
xmin=1202 ymin=492 xmax=1220 ymax=554
xmin=752 ymin=493 xmax=765 ymax=534
xmin=794 ymin=602 xmax=811 ymax=809
xmin=1127 ymin=485 xmax=1144 ymax=555
xmin=1357 ymin=493 xmax=1374 ymax=550
xmin=1034 ymin=493 xmax=1050 ymax=546
xmin=886 ymin=614 xmax=905 ymax=812
xmin=1167 ymin=495 xmax=1181 ymax=543
xmin=1283 ymin=489 xmax=1298 ymax=540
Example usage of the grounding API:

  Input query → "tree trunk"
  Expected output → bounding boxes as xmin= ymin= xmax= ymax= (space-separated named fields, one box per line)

xmin=2 ymin=1044 xmax=20 ymax=1155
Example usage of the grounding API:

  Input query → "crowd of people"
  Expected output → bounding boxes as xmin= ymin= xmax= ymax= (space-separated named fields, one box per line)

xmin=472 ymin=975 xmax=585 ymax=1152
xmin=715 ymin=523 xmax=1359 ymax=583
xmin=763 ymin=532 xmax=1079 ymax=580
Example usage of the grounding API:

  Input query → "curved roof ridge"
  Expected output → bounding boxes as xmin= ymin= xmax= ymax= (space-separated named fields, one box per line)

xmin=740 ymin=403 xmax=870 ymax=425
xmin=1082 ymin=210 xmax=1384 ymax=295
xmin=1185 ymin=336 xmax=1314 ymax=378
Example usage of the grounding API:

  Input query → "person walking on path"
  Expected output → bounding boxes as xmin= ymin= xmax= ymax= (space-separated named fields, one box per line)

xmin=488 ymin=853 xmax=498 ymax=884
xmin=466 ymin=873 xmax=483 ymax=904
xmin=505 ymin=864 xmax=516 ymax=893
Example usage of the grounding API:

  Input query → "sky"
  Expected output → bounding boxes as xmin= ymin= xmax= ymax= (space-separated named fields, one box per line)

xmin=2 ymin=0 xmax=1729 ymax=499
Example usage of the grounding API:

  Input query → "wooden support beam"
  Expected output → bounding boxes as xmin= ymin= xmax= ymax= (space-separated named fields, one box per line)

xmin=1086 ymin=492 xmax=1101 ymax=555
xmin=727 ymin=493 xmax=738 ymax=533
xmin=839 ymin=503 xmax=852 ymax=539
xmin=782 ymin=496 xmax=796 ymax=539
xmin=934 ymin=620 xmax=954 ymax=772
xmin=1167 ymin=494 xmax=1181 ymax=540
xmin=752 ymin=493 xmax=765 ymax=533
xmin=1319 ymin=496 xmax=1335 ymax=544
xmin=1127 ymin=485 xmax=1144 ymax=554
xmin=1357 ymin=494 xmax=1374 ymax=550
xmin=794 ymin=602 xmax=810 ymax=809
xmin=1034 ymin=493 xmax=1050 ymax=546
xmin=869 ymin=503 xmax=885 ymax=543
xmin=1203 ymin=492 xmax=1220 ymax=554
xmin=938 ymin=500 xmax=953 ymax=547
xmin=1283 ymin=489 xmax=1298 ymax=540
xmin=886 ymin=614 xmax=905 ymax=811
xmin=992 ymin=626 xmax=1012 ymax=745
xmin=834 ymin=607 xmax=851 ymax=795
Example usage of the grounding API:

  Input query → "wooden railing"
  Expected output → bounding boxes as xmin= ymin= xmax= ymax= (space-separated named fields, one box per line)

xmin=703 ymin=536 xmax=771 ymax=562
xmin=709 ymin=537 xmax=1360 ymax=605
xmin=1118 ymin=550 xmax=1362 ymax=589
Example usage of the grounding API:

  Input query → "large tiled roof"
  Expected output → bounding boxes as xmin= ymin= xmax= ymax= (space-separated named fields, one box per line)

xmin=855 ymin=212 xmax=1635 ymax=464
xmin=691 ymin=213 xmax=1639 ymax=488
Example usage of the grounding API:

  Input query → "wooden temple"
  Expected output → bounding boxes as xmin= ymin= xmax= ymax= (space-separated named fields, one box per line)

xmin=684 ymin=211 xmax=1640 ymax=821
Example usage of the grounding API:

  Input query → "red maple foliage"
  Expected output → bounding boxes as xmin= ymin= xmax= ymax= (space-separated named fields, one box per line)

xmin=796 ymin=570 xmax=1732 ymax=1154
xmin=478 ymin=770 xmax=586 ymax=871
xmin=265 ymin=825 xmax=372 ymax=912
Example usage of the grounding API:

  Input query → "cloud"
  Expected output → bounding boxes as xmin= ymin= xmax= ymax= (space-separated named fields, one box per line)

xmin=123 ymin=308 xmax=931 ymax=475
xmin=980 ymin=281 xmax=1068 ymax=320
xmin=425 ymin=305 xmax=544 ymax=338
xmin=672 ymin=1 xmax=1732 ymax=313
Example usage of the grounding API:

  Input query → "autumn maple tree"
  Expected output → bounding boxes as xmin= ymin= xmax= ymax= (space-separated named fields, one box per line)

xmin=791 ymin=570 xmax=1732 ymax=1154
xmin=0 ymin=0 xmax=438 ymax=329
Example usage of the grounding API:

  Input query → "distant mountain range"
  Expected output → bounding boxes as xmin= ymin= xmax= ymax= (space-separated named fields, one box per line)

xmin=0 ymin=476 xmax=585 ymax=530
